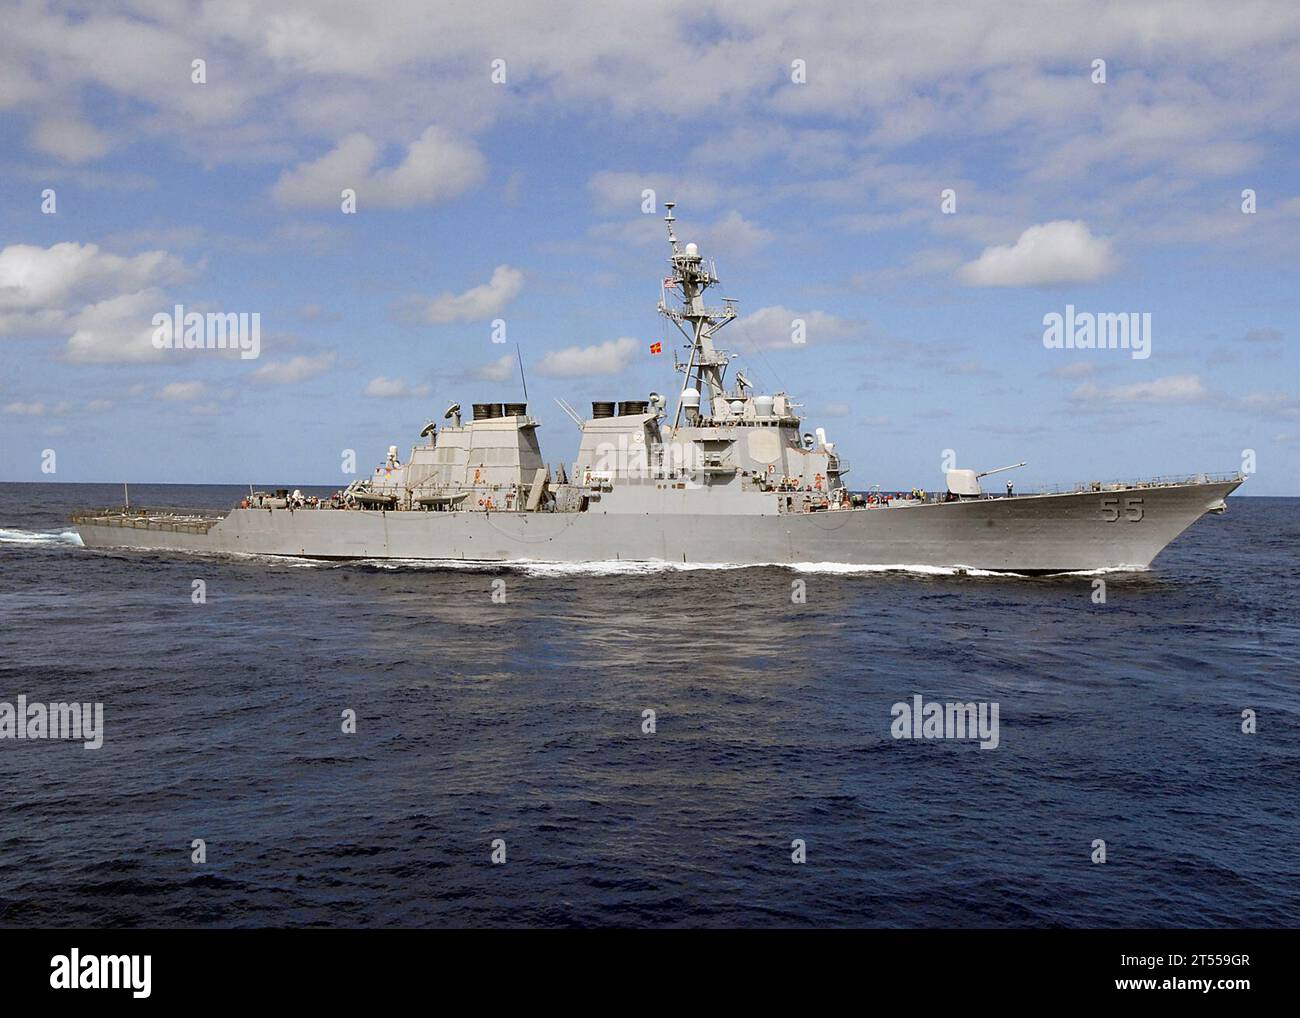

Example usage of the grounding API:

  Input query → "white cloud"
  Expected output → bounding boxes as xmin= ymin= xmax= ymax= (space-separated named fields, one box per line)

xmin=1046 ymin=361 xmax=1101 ymax=379
xmin=420 ymin=265 xmax=522 ymax=324
xmin=63 ymin=288 xmax=170 ymax=364
xmin=272 ymin=126 xmax=485 ymax=208
xmin=159 ymin=381 xmax=206 ymax=402
xmin=251 ymin=352 xmax=336 ymax=384
xmin=272 ymin=133 xmax=371 ymax=206
xmin=1071 ymin=374 xmax=1208 ymax=404
xmin=1234 ymin=391 xmax=1300 ymax=419
xmin=536 ymin=337 xmax=638 ymax=377
xmin=475 ymin=354 xmax=516 ymax=382
xmin=0 ymin=242 xmax=187 ymax=312
xmin=698 ymin=211 xmax=774 ymax=257
xmin=958 ymin=221 xmax=1114 ymax=287
xmin=942 ymin=360 xmax=992 ymax=377
xmin=582 ymin=208 xmax=771 ymax=260
xmin=0 ymin=242 xmax=197 ymax=364
xmin=2 ymin=401 xmax=46 ymax=415
xmin=730 ymin=305 xmax=856 ymax=350
xmin=10 ymin=2 xmax=1300 ymax=194
xmin=29 ymin=117 xmax=112 ymax=163
xmin=364 ymin=376 xmax=431 ymax=398
xmin=588 ymin=171 xmax=724 ymax=214
xmin=584 ymin=216 xmax=670 ymax=253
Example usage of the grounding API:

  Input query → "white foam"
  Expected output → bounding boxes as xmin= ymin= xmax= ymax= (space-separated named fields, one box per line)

xmin=518 ymin=559 xmax=754 ymax=577
xmin=345 ymin=557 xmax=1148 ymax=579
xmin=68 ymin=543 xmax=1151 ymax=579
xmin=209 ymin=551 xmax=324 ymax=568
xmin=1051 ymin=564 xmax=1149 ymax=577
xmin=353 ymin=557 xmax=751 ymax=576
xmin=0 ymin=527 xmax=84 ymax=547
xmin=792 ymin=561 xmax=1148 ymax=578
xmin=789 ymin=561 xmax=1005 ymax=577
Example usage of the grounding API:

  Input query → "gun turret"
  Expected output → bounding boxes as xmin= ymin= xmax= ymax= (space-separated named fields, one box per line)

xmin=946 ymin=462 xmax=1027 ymax=497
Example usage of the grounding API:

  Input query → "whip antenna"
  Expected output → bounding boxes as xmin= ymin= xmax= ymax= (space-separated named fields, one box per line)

xmin=516 ymin=342 xmax=528 ymax=400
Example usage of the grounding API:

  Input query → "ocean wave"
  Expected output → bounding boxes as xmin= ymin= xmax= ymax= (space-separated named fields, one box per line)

xmin=0 ymin=527 xmax=84 ymax=547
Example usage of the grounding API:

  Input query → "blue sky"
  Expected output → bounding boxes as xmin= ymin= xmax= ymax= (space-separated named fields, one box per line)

xmin=1 ymin=1 xmax=1297 ymax=493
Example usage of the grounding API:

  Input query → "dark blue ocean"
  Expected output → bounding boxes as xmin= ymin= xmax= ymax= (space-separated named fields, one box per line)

xmin=0 ymin=482 xmax=1296 ymax=928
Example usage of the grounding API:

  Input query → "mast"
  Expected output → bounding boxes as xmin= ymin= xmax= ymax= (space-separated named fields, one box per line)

xmin=657 ymin=202 xmax=738 ymax=426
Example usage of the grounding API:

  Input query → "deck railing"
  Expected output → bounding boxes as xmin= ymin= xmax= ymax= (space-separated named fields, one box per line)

xmin=72 ymin=505 xmax=228 ymax=521
xmin=1024 ymin=471 xmax=1243 ymax=495
xmin=857 ymin=471 xmax=1242 ymax=504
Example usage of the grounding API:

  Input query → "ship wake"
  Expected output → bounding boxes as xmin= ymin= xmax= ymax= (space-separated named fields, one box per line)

xmin=344 ymin=557 xmax=1151 ymax=579
xmin=73 ymin=544 xmax=1149 ymax=579
xmin=0 ymin=526 xmax=85 ymax=547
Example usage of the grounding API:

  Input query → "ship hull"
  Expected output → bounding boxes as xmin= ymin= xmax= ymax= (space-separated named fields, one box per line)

xmin=73 ymin=479 xmax=1240 ymax=573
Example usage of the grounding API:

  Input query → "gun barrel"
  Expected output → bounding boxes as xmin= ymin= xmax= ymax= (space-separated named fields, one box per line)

xmin=976 ymin=461 xmax=1027 ymax=478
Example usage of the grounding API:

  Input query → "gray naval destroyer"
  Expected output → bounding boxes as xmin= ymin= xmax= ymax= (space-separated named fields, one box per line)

xmin=74 ymin=204 xmax=1242 ymax=574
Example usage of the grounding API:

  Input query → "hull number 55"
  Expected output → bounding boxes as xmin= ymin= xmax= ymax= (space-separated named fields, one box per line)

xmin=1100 ymin=496 xmax=1144 ymax=522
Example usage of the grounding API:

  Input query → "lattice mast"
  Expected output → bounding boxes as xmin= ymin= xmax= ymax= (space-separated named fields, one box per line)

xmin=656 ymin=202 xmax=738 ymax=427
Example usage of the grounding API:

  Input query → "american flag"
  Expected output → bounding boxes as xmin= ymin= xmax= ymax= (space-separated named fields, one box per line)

xmin=662 ymin=277 xmax=678 ymax=290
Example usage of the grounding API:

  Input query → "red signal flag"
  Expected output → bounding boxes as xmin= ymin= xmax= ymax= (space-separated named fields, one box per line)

xmin=650 ymin=342 xmax=663 ymax=354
